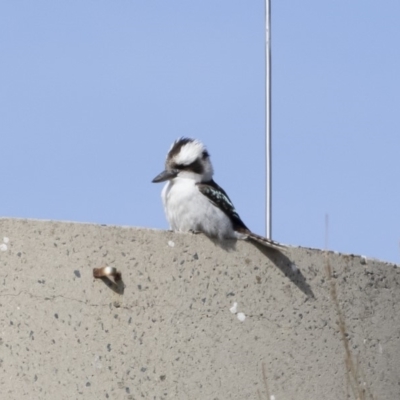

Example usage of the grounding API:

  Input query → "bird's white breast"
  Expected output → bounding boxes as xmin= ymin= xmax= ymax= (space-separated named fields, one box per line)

xmin=161 ymin=178 xmax=236 ymax=240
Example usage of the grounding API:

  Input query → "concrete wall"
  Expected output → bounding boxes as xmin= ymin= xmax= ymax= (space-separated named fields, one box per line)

xmin=0 ymin=218 xmax=399 ymax=399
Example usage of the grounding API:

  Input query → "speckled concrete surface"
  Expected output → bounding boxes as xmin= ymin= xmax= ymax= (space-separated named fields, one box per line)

xmin=0 ymin=218 xmax=399 ymax=399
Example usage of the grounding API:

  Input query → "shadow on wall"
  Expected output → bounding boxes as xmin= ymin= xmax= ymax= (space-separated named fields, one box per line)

xmin=206 ymin=234 xmax=315 ymax=298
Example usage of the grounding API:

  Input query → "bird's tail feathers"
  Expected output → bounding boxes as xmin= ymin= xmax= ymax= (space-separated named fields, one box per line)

xmin=247 ymin=232 xmax=285 ymax=250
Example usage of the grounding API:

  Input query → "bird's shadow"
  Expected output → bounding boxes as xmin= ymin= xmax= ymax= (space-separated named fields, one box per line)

xmin=209 ymin=236 xmax=315 ymax=298
xmin=250 ymin=241 xmax=315 ymax=298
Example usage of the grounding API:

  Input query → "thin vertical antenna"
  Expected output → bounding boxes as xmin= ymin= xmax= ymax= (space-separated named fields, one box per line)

xmin=265 ymin=0 xmax=272 ymax=239
xmin=325 ymin=213 xmax=329 ymax=250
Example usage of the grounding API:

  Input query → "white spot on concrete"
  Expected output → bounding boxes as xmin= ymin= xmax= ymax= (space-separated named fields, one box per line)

xmin=168 ymin=240 xmax=175 ymax=247
xmin=360 ymin=255 xmax=367 ymax=265
xmin=3 ymin=237 xmax=9 ymax=243
xmin=290 ymin=262 xmax=298 ymax=272
xmin=237 ymin=312 xmax=246 ymax=322
xmin=0 ymin=243 xmax=7 ymax=252
xmin=229 ymin=302 xmax=238 ymax=314
xmin=270 ymin=396 xmax=276 ymax=400
xmin=92 ymin=354 xmax=103 ymax=369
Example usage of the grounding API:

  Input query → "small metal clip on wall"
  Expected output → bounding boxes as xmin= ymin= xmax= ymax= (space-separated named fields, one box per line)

xmin=93 ymin=266 xmax=124 ymax=295
xmin=93 ymin=266 xmax=121 ymax=281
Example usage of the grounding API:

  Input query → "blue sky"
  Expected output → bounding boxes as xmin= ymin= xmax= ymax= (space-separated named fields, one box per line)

xmin=1 ymin=1 xmax=399 ymax=263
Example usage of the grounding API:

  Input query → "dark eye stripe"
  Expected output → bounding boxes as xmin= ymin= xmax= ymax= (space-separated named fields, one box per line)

xmin=173 ymin=159 xmax=204 ymax=174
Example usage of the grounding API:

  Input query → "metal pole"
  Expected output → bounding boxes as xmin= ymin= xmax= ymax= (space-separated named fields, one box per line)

xmin=265 ymin=0 xmax=272 ymax=239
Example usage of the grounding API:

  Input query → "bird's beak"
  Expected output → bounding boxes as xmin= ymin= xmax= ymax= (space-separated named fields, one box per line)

xmin=152 ymin=169 xmax=179 ymax=183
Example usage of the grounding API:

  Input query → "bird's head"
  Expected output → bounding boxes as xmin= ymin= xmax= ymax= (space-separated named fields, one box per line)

xmin=152 ymin=137 xmax=214 ymax=184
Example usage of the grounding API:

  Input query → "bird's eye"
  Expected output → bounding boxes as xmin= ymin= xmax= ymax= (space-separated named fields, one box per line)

xmin=202 ymin=150 xmax=209 ymax=159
